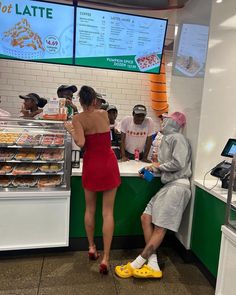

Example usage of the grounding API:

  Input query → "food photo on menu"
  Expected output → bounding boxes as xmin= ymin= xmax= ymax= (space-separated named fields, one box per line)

xmin=2 ymin=18 xmax=45 ymax=59
xmin=0 ymin=0 xmax=74 ymax=64
xmin=175 ymin=55 xmax=203 ymax=77
xmin=135 ymin=52 xmax=160 ymax=72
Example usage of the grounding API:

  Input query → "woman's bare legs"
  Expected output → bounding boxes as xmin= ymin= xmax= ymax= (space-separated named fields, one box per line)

xmin=101 ymin=188 xmax=117 ymax=266
xmin=84 ymin=189 xmax=97 ymax=253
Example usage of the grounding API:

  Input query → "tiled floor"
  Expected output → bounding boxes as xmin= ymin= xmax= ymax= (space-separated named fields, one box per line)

xmin=0 ymin=248 xmax=215 ymax=295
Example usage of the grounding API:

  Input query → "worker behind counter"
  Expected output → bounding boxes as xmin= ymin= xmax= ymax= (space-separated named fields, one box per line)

xmin=57 ymin=85 xmax=78 ymax=118
xmin=96 ymin=93 xmax=109 ymax=110
xmin=19 ymin=93 xmax=47 ymax=119
xmin=120 ymin=104 xmax=155 ymax=162
xmin=107 ymin=105 xmax=121 ymax=160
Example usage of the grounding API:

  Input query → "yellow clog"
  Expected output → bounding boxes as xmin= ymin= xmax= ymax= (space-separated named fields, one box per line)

xmin=133 ymin=265 xmax=163 ymax=279
xmin=115 ymin=262 xmax=135 ymax=278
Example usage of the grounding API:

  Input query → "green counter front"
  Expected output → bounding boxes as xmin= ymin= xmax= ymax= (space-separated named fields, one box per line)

xmin=191 ymin=182 xmax=236 ymax=278
xmin=70 ymin=175 xmax=162 ymax=238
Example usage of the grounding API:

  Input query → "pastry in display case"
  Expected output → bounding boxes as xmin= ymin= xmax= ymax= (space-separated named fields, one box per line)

xmin=12 ymin=176 xmax=38 ymax=188
xmin=12 ymin=164 xmax=38 ymax=175
xmin=0 ymin=164 xmax=13 ymax=174
xmin=38 ymin=175 xmax=62 ymax=187
xmin=0 ymin=149 xmax=15 ymax=161
xmin=0 ymin=176 xmax=11 ymax=187
xmin=41 ymin=134 xmax=64 ymax=146
xmin=0 ymin=132 xmax=20 ymax=145
xmin=15 ymin=149 xmax=39 ymax=161
xmin=40 ymin=149 xmax=64 ymax=161
xmin=0 ymin=117 xmax=71 ymax=191
xmin=17 ymin=134 xmax=42 ymax=146
xmin=39 ymin=163 xmax=62 ymax=173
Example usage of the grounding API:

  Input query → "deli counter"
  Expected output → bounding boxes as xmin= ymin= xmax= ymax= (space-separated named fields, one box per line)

xmin=0 ymin=117 xmax=71 ymax=251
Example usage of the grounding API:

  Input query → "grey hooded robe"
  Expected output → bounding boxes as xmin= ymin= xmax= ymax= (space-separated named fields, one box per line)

xmin=143 ymin=118 xmax=192 ymax=232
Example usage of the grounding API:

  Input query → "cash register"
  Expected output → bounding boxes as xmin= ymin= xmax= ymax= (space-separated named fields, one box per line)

xmin=211 ymin=138 xmax=236 ymax=190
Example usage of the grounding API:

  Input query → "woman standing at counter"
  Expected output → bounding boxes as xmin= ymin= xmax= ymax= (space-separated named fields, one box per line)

xmin=65 ymin=86 xmax=121 ymax=275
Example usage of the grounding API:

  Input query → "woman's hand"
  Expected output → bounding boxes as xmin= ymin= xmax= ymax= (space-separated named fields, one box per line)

xmin=64 ymin=121 xmax=75 ymax=135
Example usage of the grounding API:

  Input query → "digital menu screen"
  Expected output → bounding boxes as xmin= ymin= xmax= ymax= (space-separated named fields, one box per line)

xmin=75 ymin=7 xmax=168 ymax=73
xmin=0 ymin=0 xmax=74 ymax=64
xmin=173 ymin=23 xmax=209 ymax=78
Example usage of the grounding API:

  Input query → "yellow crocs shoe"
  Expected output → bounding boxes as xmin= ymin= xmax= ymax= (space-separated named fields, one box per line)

xmin=115 ymin=262 xmax=135 ymax=278
xmin=133 ymin=265 xmax=163 ymax=279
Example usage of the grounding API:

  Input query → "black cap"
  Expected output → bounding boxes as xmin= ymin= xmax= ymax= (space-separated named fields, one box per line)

xmin=133 ymin=104 xmax=147 ymax=115
xmin=19 ymin=93 xmax=47 ymax=108
xmin=57 ymin=85 xmax=77 ymax=93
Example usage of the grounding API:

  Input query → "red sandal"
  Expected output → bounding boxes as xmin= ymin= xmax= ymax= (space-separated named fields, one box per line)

xmin=99 ymin=263 xmax=109 ymax=275
xmin=88 ymin=245 xmax=100 ymax=261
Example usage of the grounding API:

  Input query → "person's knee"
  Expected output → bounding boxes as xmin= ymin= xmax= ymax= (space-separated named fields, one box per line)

xmin=102 ymin=210 xmax=113 ymax=220
xmin=141 ymin=213 xmax=151 ymax=226
xmin=154 ymin=226 xmax=166 ymax=235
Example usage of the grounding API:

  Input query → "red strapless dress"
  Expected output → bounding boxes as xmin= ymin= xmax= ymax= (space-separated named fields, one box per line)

xmin=82 ymin=131 xmax=121 ymax=191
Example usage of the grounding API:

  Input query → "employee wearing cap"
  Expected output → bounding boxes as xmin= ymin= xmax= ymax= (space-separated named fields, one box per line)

xmin=120 ymin=104 xmax=154 ymax=162
xmin=57 ymin=85 xmax=78 ymax=118
xmin=107 ymin=105 xmax=121 ymax=159
xmin=19 ymin=93 xmax=47 ymax=119
xmin=96 ymin=93 xmax=109 ymax=110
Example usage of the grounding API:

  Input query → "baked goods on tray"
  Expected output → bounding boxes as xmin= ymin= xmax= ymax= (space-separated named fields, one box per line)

xmin=53 ymin=135 xmax=64 ymax=146
xmin=0 ymin=176 xmax=11 ymax=187
xmin=41 ymin=134 xmax=64 ymax=146
xmin=17 ymin=134 xmax=42 ymax=146
xmin=12 ymin=164 xmax=38 ymax=175
xmin=41 ymin=135 xmax=54 ymax=146
xmin=12 ymin=176 xmax=37 ymax=187
xmin=40 ymin=149 xmax=64 ymax=161
xmin=38 ymin=175 xmax=62 ymax=187
xmin=15 ymin=149 xmax=39 ymax=161
xmin=0 ymin=164 xmax=13 ymax=174
xmin=39 ymin=164 xmax=62 ymax=173
xmin=0 ymin=133 xmax=20 ymax=145
xmin=0 ymin=149 xmax=15 ymax=161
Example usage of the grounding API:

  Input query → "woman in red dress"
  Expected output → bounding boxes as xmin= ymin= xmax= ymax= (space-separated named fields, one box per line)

xmin=65 ymin=86 xmax=121 ymax=274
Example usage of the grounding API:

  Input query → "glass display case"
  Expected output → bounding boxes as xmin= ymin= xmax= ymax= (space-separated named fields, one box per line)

xmin=225 ymin=154 xmax=236 ymax=231
xmin=0 ymin=117 xmax=71 ymax=191
xmin=0 ymin=117 xmax=72 ymax=251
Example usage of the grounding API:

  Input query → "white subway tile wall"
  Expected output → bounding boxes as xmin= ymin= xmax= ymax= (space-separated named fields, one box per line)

xmin=0 ymin=52 xmax=172 ymax=129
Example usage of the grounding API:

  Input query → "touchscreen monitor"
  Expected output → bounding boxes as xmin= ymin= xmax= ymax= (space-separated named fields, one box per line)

xmin=221 ymin=138 xmax=236 ymax=158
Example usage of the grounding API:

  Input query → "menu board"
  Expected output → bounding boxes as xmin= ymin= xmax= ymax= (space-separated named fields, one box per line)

xmin=75 ymin=7 xmax=167 ymax=73
xmin=0 ymin=0 xmax=74 ymax=64
xmin=173 ymin=24 xmax=209 ymax=77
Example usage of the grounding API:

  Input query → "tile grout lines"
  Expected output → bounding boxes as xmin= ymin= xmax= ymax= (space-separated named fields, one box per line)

xmin=36 ymin=256 xmax=45 ymax=295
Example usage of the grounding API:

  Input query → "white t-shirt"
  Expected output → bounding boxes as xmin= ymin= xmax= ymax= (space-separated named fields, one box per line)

xmin=120 ymin=116 xmax=154 ymax=154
